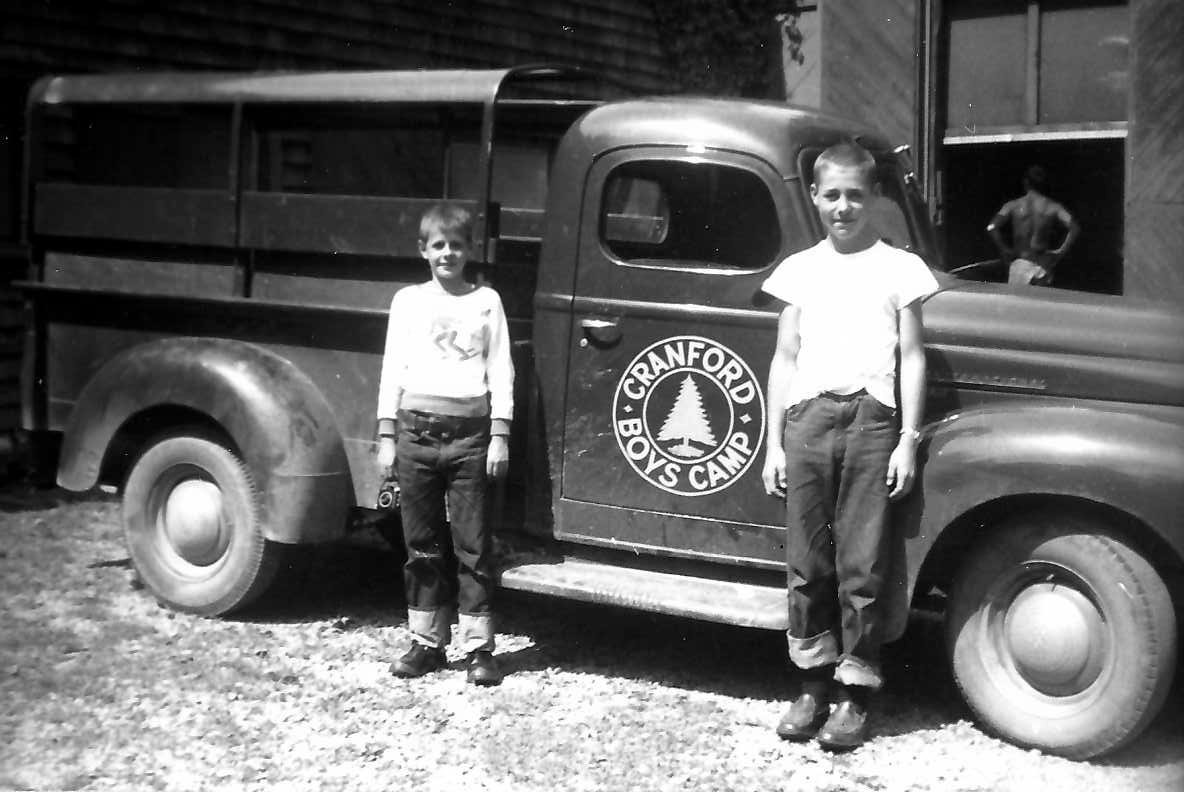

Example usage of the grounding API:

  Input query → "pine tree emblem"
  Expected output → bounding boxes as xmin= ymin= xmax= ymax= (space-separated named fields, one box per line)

xmin=657 ymin=374 xmax=716 ymax=458
xmin=613 ymin=335 xmax=765 ymax=496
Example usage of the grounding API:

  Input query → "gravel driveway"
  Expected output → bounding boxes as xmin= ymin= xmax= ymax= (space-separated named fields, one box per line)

xmin=1 ymin=488 xmax=1181 ymax=791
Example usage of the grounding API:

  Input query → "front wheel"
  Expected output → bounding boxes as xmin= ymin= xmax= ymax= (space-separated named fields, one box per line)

xmin=123 ymin=433 xmax=281 ymax=615
xmin=946 ymin=511 xmax=1177 ymax=759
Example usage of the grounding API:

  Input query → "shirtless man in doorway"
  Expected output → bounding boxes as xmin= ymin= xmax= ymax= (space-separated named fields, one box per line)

xmin=987 ymin=165 xmax=1081 ymax=286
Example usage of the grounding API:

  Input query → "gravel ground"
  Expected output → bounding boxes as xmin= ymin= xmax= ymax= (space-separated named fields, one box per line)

xmin=0 ymin=487 xmax=1181 ymax=792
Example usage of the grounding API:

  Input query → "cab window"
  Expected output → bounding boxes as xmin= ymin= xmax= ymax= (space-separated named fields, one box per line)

xmin=600 ymin=159 xmax=781 ymax=271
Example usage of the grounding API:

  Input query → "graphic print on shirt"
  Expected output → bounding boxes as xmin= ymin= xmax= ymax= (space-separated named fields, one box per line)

xmin=429 ymin=310 xmax=488 ymax=361
xmin=613 ymin=335 xmax=765 ymax=496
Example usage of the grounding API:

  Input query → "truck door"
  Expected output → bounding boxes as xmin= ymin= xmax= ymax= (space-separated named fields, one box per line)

xmin=558 ymin=147 xmax=796 ymax=565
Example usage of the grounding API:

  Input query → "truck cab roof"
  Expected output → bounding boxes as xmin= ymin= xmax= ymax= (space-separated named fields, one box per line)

xmin=567 ymin=96 xmax=895 ymax=179
xmin=27 ymin=64 xmax=612 ymax=108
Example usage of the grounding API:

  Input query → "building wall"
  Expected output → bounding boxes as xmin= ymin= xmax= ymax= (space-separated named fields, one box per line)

xmin=817 ymin=0 xmax=919 ymax=150
xmin=1124 ymin=0 xmax=1184 ymax=301
xmin=1 ymin=0 xmax=671 ymax=84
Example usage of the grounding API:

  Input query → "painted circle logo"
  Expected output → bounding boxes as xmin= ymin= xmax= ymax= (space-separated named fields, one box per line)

xmin=613 ymin=335 xmax=765 ymax=496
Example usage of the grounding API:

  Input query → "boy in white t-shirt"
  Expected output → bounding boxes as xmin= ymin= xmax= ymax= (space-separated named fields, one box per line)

xmin=761 ymin=142 xmax=938 ymax=749
xmin=375 ymin=202 xmax=514 ymax=686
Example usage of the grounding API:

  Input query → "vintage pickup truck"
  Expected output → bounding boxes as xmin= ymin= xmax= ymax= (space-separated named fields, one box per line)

xmin=19 ymin=66 xmax=1183 ymax=758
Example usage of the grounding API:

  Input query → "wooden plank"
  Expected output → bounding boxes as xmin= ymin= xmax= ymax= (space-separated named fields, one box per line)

xmin=240 ymin=193 xmax=479 ymax=258
xmin=499 ymin=208 xmax=544 ymax=241
xmin=1025 ymin=1 xmax=1040 ymax=126
xmin=43 ymin=252 xmax=236 ymax=298
xmin=34 ymin=184 xmax=236 ymax=247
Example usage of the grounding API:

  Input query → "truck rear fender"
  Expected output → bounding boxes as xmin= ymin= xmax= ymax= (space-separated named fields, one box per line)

xmin=903 ymin=404 xmax=1184 ymax=599
xmin=56 ymin=337 xmax=352 ymax=544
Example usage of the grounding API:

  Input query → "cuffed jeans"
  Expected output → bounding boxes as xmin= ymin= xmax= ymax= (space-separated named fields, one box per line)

xmin=397 ymin=409 xmax=495 ymax=653
xmin=781 ymin=391 xmax=898 ymax=689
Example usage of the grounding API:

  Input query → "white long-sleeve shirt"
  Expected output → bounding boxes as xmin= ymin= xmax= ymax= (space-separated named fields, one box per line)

xmin=376 ymin=282 xmax=514 ymax=427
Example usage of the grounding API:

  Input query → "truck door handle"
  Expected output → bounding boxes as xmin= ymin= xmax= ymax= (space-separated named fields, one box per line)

xmin=579 ymin=317 xmax=621 ymax=347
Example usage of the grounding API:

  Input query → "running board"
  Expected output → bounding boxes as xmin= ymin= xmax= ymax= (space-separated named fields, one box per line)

xmin=497 ymin=556 xmax=788 ymax=630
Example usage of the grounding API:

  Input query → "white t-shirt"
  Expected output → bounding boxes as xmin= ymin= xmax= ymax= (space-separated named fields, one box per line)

xmin=761 ymin=239 xmax=938 ymax=409
xmin=376 ymin=282 xmax=514 ymax=422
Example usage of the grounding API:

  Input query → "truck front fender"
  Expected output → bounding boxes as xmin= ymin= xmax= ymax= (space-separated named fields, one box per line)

xmin=903 ymin=403 xmax=1184 ymax=587
xmin=57 ymin=337 xmax=352 ymax=543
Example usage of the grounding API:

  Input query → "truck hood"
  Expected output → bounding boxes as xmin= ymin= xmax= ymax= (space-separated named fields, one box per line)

xmin=923 ymin=281 xmax=1184 ymax=408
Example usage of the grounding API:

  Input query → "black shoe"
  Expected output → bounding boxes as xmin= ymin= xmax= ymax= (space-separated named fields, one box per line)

xmin=466 ymin=650 xmax=503 ymax=686
xmin=389 ymin=644 xmax=446 ymax=678
xmin=775 ymin=680 xmax=830 ymax=741
xmin=816 ymin=687 xmax=870 ymax=751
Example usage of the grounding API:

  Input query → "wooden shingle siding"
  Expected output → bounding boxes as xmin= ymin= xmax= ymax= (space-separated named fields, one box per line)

xmin=1 ymin=1 xmax=673 ymax=90
xmin=818 ymin=0 xmax=918 ymax=149
xmin=1124 ymin=0 xmax=1184 ymax=301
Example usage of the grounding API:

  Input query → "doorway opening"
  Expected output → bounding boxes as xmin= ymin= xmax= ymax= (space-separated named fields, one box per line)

xmin=941 ymin=138 xmax=1124 ymax=294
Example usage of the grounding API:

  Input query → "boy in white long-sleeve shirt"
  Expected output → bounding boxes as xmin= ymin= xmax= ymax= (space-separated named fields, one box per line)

xmin=375 ymin=202 xmax=514 ymax=686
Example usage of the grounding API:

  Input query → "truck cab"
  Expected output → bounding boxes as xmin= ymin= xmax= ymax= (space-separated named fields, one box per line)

xmin=20 ymin=67 xmax=1184 ymax=760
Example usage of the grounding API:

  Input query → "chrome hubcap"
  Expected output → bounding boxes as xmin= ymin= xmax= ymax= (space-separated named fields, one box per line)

xmin=161 ymin=478 xmax=227 ymax=566
xmin=1004 ymin=580 xmax=1105 ymax=695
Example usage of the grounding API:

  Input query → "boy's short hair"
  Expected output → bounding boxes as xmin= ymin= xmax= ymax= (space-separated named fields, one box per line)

xmin=419 ymin=202 xmax=474 ymax=243
xmin=812 ymin=141 xmax=877 ymax=186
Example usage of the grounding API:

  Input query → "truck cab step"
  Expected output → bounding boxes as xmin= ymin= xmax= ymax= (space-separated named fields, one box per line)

xmin=496 ymin=555 xmax=789 ymax=630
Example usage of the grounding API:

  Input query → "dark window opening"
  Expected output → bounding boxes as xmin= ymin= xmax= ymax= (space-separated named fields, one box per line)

xmin=254 ymin=108 xmax=455 ymax=198
xmin=51 ymin=104 xmax=231 ymax=189
xmin=942 ymin=138 xmax=1124 ymax=294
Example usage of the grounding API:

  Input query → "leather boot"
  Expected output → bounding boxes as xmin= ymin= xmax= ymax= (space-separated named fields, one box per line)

xmin=816 ymin=685 xmax=870 ymax=751
xmin=466 ymin=650 xmax=503 ymax=686
xmin=389 ymin=643 xmax=446 ymax=678
xmin=775 ymin=678 xmax=831 ymax=741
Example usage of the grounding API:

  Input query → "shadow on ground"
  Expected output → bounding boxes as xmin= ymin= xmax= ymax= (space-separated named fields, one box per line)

xmin=0 ymin=482 xmax=113 ymax=513
xmin=243 ymin=528 xmax=971 ymax=730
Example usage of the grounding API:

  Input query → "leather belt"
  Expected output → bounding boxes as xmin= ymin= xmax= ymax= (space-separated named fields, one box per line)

xmin=397 ymin=409 xmax=489 ymax=439
xmin=817 ymin=389 xmax=868 ymax=402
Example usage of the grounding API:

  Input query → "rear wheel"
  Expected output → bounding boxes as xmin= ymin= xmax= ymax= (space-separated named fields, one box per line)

xmin=946 ymin=511 xmax=1177 ymax=759
xmin=123 ymin=433 xmax=281 ymax=615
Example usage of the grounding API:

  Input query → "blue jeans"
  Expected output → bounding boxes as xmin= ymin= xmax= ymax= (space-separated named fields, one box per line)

xmin=781 ymin=391 xmax=899 ymax=688
xmin=396 ymin=409 xmax=494 ymax=651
